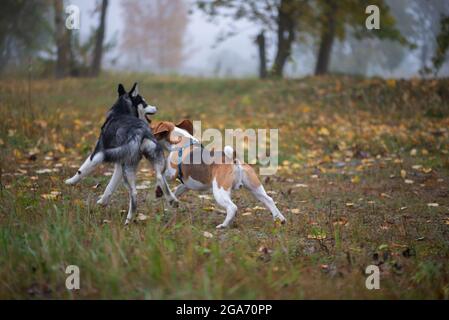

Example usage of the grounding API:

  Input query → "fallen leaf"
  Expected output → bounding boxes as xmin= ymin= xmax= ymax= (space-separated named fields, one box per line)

xmin=137 ymin=213 xmax=149 ymax=221
xmin=400 ymin=170 xmax=407 ymax=179
xmin=41 ymin=191 xmax=61 ymax=200
xmin=318 ymin=127 xmax=330 ymax=136
xmin=307 ymin=234 xmax=326 ymax=240
xmin=345 ymin=202 xmax=355 ymax=207
xmin=203 ymin=231 xmax=213 ymax=238
xmin=36 ymin=169 xmax=52 ymax=174
xmin=351 ymin=176 xmax=360 ymax=184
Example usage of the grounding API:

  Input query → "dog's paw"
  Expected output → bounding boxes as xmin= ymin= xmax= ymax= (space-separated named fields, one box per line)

xmin=169 ymin=199 xmax=179 ymax=208
xmin=65 ymin=177 xmax=78 ymax=185
xmin=216 ymin=223 xmax=228 ymax=229
xmin=274 ymin=214 xmax=287 ymax=225
xmin=96 ymin=197 xmax=109 ymax=206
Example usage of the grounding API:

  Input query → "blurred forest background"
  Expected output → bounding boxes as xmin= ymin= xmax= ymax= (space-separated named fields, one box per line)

xmin=1 ymin=0 xmax=449 ymax=79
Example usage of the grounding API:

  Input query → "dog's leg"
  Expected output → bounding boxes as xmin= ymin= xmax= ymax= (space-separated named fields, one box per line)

xmin=155 ymin=162 xmax=178 ymax=207
xmin=249 ymin=185 xmax=286 ymax=223
xmin=242 ymin=165 xmax=286 ymax=224
xmin=65 ymin=152 xmax=104 ymax=185
xmin=174 ymin=184 xmax=188 ymax=198
xmin=122 ymin=165 xmax=137 ymax=225
xmin=212 ymin=180 xmax=237 ymax=229
xmin=140 ymin=139 xmax=178 ymax=206
xmin=97 ymin=163 xmax=122 ymax=206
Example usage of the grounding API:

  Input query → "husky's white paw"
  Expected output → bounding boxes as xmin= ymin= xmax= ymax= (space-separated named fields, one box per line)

xmin=97 ymin=197 xmax=109 ymax=206
xmin=65 ymin=176 xmax=79 ymax=185
xmin=274 ymin=214 xmax=287 ymax=224
xmin=216 ymin=223 xmax=228 ymax=229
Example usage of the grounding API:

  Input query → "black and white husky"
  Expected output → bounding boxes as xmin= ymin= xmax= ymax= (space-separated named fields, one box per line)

xmin=65 ymin=83 xmax=177 ymax=224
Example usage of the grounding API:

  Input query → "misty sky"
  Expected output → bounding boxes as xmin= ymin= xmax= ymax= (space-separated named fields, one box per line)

xmin=71 ymin=0 xmax=447 ymax=78
xmin=72 ymin=0 xmax=261 ymax=77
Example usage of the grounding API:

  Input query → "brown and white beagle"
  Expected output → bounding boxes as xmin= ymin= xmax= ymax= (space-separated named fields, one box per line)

xmin=151 ymin=120 xmax=286 ymax=228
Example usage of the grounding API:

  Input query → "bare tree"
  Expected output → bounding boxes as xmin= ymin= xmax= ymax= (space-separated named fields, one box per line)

xmin=120 ymin=0 xmax=189 ymax=73
xmin=256 ymin=31 xmax=267 ymax=78
xmin=197 ymin=0 xmax=308 ymax=78
xmin=90 ymin=0 xmax=109 ymax=77
xmin=54 ymin=0 xmax=70 ymax=78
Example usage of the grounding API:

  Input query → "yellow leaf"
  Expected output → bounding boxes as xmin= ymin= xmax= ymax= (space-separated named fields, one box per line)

xmin=318 ymin=127 xmax=330 ymax=136
xmin=307 ymin=234 xmax=326 ymax=240
xmin=41 ymin=191 xmax=61 ymax=200
xmin=351 ymin=176 xmax=360 ymax=184
xmin=400 ymin=170 xmax=407 ymax=179
xmin=386 ymin=79 xmax=396 ymax=87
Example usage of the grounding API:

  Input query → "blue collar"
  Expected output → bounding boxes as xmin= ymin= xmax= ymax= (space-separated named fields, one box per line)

xmin=177 ymin=138 xmax=200 ymax=183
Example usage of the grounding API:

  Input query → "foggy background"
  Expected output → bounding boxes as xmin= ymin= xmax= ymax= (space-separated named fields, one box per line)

xmin=1 ymin=0 xmax=449 ymax=78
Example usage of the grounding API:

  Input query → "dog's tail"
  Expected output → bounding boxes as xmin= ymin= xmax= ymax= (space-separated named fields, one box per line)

xmin=224 ymin=145 xmax=237 ymax=163
xmin=103 ymin=139 xmax=141 ymax=163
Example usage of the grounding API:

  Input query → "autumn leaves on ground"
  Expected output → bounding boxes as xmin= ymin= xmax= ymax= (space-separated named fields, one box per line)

xmin=0 ymin=75 xmax=448 ymax=299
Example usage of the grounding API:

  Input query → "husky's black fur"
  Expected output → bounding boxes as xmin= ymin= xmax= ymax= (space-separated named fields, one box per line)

xmin=91 ymin=87 xmax=160 ymax=165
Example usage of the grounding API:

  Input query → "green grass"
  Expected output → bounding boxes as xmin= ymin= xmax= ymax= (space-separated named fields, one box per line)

xmin=0 ymin=74 xmax=448 ymax=299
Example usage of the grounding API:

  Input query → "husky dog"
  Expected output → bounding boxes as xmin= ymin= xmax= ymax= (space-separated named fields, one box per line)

xmin=65 ymin=83 xmax=177 ymax=225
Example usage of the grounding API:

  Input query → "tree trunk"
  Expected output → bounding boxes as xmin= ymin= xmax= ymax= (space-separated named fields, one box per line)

xmin=256 ymin=31 xmax=267 ymax=79
xmin=54 ymin=0 xmax=70 ymax=78
xmin=90 ymin=0 xmax=109 ymax=77
xmin=314 ymin=1 xmax=337 ymax=75
xmin=270 ymin=0 xmax=296 ymax=78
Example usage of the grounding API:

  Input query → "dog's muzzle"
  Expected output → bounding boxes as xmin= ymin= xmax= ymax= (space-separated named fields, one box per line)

xmin=144 ymin=105 xmax=157 ymax=115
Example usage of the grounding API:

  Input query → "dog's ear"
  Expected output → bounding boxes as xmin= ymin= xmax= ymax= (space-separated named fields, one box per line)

xmin=175 ymin=119 xmax=194 ymax=136
xmin=129 ymin=82 xmax=139 ymax=98
xmin=118 ymin=84 xmax=126 ymax=96
xmin=152 ymin=121 xmax=174 ymax=137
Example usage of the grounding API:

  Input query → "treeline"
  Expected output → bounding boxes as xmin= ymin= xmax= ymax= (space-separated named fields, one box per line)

xmin=197 ymin=0 xmax=449 ymax=78
xmin=1 ymin=0 xmax=448 ymax=78
xmin=0 ymin=0 xmax=110 ymax=78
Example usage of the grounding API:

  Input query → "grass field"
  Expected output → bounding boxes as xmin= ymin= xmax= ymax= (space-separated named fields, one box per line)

xmin=0 ymin=74 xmax=448 ymax=299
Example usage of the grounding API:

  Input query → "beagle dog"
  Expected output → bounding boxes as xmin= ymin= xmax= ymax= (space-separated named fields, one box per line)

xmin=151 ymin=120 xmax=286 ymax=229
